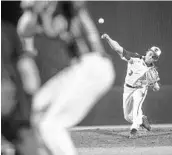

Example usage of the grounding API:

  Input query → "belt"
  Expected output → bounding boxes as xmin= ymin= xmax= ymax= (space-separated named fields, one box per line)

xmin=125 ymin=83 xmax=138 ymax=89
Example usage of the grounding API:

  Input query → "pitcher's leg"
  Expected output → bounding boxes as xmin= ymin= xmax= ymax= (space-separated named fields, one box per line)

xmin=123 ymin=87 xmax=135 ymax=123
xmin=131 ymin=88 xmax=147 ymax=131
xmin=123 ymin=97 xmax=133 ymax=123
xmin=138 ymin=89 xmax=151 ymax=131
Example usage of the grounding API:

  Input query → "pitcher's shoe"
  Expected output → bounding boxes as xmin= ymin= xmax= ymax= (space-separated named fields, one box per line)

xmin=140 ymin=116 xmax=151 ymax=131
xmin=129 ymin=128 xmax=138 ymax=139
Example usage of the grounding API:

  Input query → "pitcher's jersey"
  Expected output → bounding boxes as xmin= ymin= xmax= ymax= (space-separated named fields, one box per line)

xmin=121 ymin=49 xmax=154 ymax=87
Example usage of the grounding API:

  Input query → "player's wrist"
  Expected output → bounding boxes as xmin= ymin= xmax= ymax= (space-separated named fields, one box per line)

xmin=105 ymin=35 xmax=110 ymax=40
xmin=101 ymin=34 xmax=109 ymax=40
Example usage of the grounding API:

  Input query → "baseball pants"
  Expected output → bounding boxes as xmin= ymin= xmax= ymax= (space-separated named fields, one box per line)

xmin=123 ymin=85 xmax=148 ymax=130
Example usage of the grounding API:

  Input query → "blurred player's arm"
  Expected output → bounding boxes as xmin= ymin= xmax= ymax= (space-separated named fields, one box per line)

xmin=17 ymin=7 xmax=41 ymax=95
xmin=17 ymin=52 xmax=41 ymax=95
xmin=18 ymin=0 xmax=50 ymax=37
xmin=17 ymin=10 xmax=42 ymax=38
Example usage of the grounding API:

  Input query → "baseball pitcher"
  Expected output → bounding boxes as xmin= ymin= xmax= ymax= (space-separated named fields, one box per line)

xmin=102 ymin=33 xmax=161 ymax=138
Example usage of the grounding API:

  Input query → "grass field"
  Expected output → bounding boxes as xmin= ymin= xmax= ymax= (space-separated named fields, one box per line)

xmin=71 ymin=124 xmax=172 ymax=155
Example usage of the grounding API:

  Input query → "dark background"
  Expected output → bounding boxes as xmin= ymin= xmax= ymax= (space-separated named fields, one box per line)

xmin=1 ymin=1 xmax=172 ymax=125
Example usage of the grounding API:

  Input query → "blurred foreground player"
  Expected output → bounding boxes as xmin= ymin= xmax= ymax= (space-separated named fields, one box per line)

xmin=27 ymin=1 xmax=115 ymax=155
xmin=1 ymin=20 xmax=33 ymax=155
xmin=102 ymin=33 xmax=161 ymax=138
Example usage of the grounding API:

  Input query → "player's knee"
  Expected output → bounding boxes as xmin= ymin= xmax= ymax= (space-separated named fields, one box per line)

xmin=32 ymin=93 xmax=42 ymax=111
xmin=32 ymin=88 xmax=51 ymax=111
xmin=87 ymin=54 xmax=115 ymax=88
xmin=39 ymin=116 xmax=62 ymax=138
xmin=101 ymin=62 xmax=115 ymax=88
xmin=39 ymin=118 xmax=50 ymax=134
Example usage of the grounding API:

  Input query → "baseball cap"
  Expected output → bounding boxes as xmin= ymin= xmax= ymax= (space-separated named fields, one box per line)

xmin=148 ymin=46 xmax=161 ymax=60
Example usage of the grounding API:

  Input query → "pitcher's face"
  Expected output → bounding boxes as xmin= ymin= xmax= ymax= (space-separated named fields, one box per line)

xmin=145 ymin=50 xmax=157 ymax=64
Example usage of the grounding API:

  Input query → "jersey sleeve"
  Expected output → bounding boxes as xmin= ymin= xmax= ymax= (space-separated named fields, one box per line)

xmin=121 ymin=49 xmax=142 ymax=61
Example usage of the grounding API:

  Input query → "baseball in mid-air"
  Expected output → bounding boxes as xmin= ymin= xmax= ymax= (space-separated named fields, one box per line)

xmin=98 ymin=18 xmax=104 ymax=24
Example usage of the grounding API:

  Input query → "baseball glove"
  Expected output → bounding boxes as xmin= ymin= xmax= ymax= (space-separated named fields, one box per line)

xmin=146 ymin=67 xmax=160 ymax=87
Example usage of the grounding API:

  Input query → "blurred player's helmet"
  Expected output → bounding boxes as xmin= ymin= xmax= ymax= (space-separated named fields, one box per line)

xmin=20 ymin=0 xmax=35 ymax=9
xmin=149 ymin=46 xmax=161 ymax=61
xmin=20 ymin=0 xmax=50 ymax=13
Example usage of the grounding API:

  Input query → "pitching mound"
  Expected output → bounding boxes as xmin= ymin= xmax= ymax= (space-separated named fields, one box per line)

xmin=71 ymin=125 xmax=172 ymax=155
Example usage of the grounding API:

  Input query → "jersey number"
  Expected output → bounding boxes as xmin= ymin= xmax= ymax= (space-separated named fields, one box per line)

xmin=128 ymin=70 xmax=133 ymax=76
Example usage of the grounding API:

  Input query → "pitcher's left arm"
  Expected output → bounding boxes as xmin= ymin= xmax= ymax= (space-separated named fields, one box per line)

xmin=146 ymin=67 xmax=160 ymax=91
xmin=152 ymin=82 xmax=160 ymax=91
